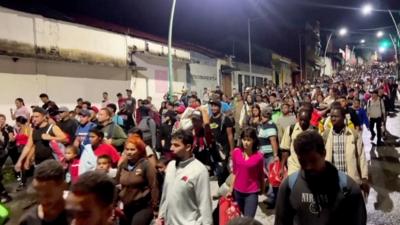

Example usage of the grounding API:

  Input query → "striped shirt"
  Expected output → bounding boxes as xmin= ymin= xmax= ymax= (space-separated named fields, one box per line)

xmin=258 ymin=120 xmax=278 ymax=154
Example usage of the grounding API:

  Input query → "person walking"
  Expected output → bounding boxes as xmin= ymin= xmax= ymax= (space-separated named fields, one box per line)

xmin=229 ymin=128 xmax=264 ymax=218
xmin=275 ymin=131 xmax=367 ymax=225
xmin=157 ymin=129 xmax=212 ymax=225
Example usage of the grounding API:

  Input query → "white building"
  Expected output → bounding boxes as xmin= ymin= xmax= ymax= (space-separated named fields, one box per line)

xmin=0 ymin=6 xmax=190 ymax=119
xmin=0 ymin=5 xmax=273 ymax=121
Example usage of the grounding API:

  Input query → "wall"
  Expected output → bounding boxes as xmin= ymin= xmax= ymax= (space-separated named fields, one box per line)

xmin=0 ymin=6 xmax=193 ymax=118
xmin=0 ymin=56 xmax=130 ymax=123
xmin=131 ymin=54 xmax=188 ymax=107
xmin=188 ymin=52 xmax=218 ymax=95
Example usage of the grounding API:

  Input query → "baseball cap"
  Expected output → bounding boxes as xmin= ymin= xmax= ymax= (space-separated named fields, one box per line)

xmin=79 ymin=109 xmax=91 ymax=117
xmin=58 ymin=106 xmax=69 ymax=113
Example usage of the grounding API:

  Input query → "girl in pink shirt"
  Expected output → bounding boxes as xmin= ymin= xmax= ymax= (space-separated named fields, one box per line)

xmin=230 ymin=127 xmax=264 ymax=218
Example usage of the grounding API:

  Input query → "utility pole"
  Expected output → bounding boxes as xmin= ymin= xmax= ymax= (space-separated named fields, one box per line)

xmin=248 ymin=18 xmax=252 ymax=74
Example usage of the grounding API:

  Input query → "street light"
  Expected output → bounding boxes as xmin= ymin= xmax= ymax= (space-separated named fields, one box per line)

xmin=360 ymin=39 xmax=366 ymax=44
xmin=167 ymin=0 xmax=177 ymax=101
xmin=379 ymin=47 xmax=386 ymax=53
xmin=323 ymin=27 xmax=348 ymax=76
xmin=338 ymin=28 xmax=348 ymax=36
xmin=361 ymin=3 xmax=373 ymax=15
xmin=376 ymin=31 xmax=384 ymax=38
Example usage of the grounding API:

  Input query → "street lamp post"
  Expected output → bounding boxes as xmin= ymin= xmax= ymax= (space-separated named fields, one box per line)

xmin=167 ymin=0 xmax=177 ymax=101
xmin=323 ymin=28 xmax=347 ymax=76
xmin=362 ymin=3 xmax=400 ymax=80
xmin=248 ymin=18 xmax=252 ymax=74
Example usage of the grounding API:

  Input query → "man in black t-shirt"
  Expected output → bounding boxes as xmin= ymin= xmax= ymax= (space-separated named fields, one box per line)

xmin=57 ymin=107 xmax=78 ymax=144
xmin=15 ymin=107 xmax=67 ymax=170
xmin=19 ymin=160 xmax=69 ymax=225
xmin=56 ymin=107 xmax=79 ymax=144
xmin=39 ymin=93 xmax=59 ymax=117
xmin=209 ymin=100 xmax=234 ymax=154
xmin=209 ymin=99 xmax=234 ymax=185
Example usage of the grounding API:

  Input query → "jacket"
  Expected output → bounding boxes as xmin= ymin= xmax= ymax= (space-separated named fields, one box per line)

xmin=355 ymin=108 xmax=370 ymax=128
xmin=100 ymin=122 xmax=127 ymax=150
xmin=323 ymin=127 xmax=368 ymax=184
xmin=116 ymin=158 xmax=160 ymax=211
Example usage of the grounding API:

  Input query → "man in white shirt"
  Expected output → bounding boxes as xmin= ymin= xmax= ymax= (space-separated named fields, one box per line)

xmin=157 ymin=129 xmax=212 ymax=225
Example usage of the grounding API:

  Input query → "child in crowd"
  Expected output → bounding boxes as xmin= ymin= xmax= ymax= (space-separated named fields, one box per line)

xmin=64 ymin=145 xmax=80 ymax=184
xmin=96 ymin=154 xmax=117 ymax=178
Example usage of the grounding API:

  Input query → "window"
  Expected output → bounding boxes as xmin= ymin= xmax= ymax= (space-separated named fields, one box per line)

xmin=256 ymin=77 xmax=263 ymax=87
xmin=244 ymin=75 xmax=250 ymax=88
xmin=238 ymin=74 xmax=243 ymax=93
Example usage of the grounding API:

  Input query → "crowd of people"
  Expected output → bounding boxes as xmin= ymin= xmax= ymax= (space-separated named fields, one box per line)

xmin=0 ymin=62 xmax=399 ymax=225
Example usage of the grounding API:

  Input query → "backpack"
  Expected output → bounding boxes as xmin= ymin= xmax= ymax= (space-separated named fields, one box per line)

xmin=139 ymin=118 xmax=153 ymax=146
xmin=46 ymin=124 xmax=66 ymax=163
xmin=288 ymin=170 xmax=348 ymax=193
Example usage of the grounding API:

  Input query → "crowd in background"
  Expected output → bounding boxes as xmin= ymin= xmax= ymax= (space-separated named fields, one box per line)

xmin=0 ymin=62 xmax=399 ymax=225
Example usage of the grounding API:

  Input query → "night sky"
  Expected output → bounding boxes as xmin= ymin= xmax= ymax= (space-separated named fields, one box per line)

xmin=1 ymin=0 xmax=400 ymax=65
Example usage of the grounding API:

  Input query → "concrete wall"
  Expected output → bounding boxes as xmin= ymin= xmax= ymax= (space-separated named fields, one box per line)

xmin=0 ymin=56 xmax=130 ymax=123
xmin=131 ymin=54 xmax=188 ymax=106
xmin=0 ymin=6 xmax=193 ymax=120
xmin=188 ymin=52 xmax=218 ymax=95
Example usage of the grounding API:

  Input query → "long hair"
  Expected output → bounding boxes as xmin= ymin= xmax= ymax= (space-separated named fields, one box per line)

xmin=251 ymin=104 xmax=261 ymax=119
xmin=125 ymin=136 xmax=147 ymax=159
xmin=240 ymin=127 xmax=259 ymax=153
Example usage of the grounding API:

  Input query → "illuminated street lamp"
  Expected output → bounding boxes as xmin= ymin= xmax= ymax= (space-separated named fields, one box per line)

xmin=379 ymin=47 xmax=386 ymax=53
xmin=360 ymin=39 xmax=366 ymax=44
xmin=323 ymin=27 xmax=348 ymax=75
xmin=376 ymin=31 xmax=384 ymax=38
xmin=361 ymin=4 xmax=373 ymax=15
xmin=338 ymin=28 xmax=348 ymax=36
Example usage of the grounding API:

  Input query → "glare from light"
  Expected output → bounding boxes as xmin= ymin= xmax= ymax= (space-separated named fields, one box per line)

xmin=378 ymin=47 xmax=386 ymax=53
xmin=338 ymin=28 xmax=348 ymax=36
xmin=376 ymin=31 xmax=384 ymax=38
xmin=360 ymin=39 xmax=365 ymax=44
xmin=361 ymin=4 xmax=373 ymax=15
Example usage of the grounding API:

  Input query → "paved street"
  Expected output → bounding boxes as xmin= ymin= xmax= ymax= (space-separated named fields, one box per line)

xmin=210 ymin=104 xmax=400 ymax=225
xmin=5 ymin=104 xmax=400 ymax=225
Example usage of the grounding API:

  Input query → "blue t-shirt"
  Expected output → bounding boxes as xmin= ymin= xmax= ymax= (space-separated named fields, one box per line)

xmin=258 ymin=121 xmax=278 ymax=154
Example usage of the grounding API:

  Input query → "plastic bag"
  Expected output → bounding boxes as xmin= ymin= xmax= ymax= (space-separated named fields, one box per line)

xmin=219 ymin=196 xmax=240 ymax=225
xmin=268 ymin=160 xmax=287 ymax=187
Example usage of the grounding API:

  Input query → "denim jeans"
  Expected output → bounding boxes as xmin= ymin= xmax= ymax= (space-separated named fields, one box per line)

xmin=233 ymin=190 xmax=259 ymax=218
